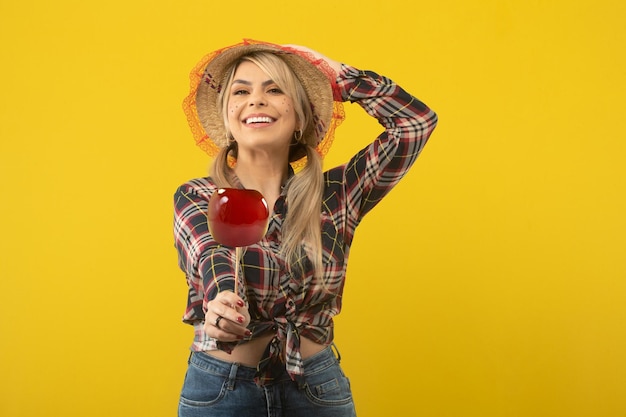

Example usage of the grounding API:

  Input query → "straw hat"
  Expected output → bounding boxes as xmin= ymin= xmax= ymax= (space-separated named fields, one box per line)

xmin=182 ymin=39 xmax=344 ymax=168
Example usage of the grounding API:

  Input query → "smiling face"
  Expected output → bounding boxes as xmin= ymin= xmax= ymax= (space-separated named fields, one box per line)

xmin=224 ymin=60 xmax=299 ymax=157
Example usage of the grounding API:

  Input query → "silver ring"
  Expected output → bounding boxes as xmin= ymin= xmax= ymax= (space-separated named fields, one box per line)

xmin=215 ymin=316 xmax=224 ymax=329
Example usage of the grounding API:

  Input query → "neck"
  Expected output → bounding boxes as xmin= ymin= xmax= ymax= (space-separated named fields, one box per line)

xmin=234 ymin=152 xmax=289 ymax=201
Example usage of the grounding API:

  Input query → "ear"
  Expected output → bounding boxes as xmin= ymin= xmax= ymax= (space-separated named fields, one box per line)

xmin=295 ymin=115 xmax=304 ymax=133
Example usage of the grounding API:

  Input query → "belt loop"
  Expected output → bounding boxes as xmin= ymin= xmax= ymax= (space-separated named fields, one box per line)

xmin=226 ymin=362 xmax=239 ymax=391
xmin=331 ymin=343 xmax=341 ymax=363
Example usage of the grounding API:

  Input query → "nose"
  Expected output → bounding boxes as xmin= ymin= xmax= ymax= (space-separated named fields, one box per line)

xmin=248 ymin=90 xmax=267 ymax=106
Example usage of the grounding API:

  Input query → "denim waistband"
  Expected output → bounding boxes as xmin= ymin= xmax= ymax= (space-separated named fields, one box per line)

xmin=189 ymin=344 xmax=340 ymax=385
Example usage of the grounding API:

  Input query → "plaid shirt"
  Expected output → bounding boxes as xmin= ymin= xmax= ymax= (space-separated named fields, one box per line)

xmin=173 ymin=65 xmax=438 ymax=385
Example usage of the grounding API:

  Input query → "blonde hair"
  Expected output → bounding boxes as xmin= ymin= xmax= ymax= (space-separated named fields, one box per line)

xmin=210 ymin=52 xmax=324 ymax=279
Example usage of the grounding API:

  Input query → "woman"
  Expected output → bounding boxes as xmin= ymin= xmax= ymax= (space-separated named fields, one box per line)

xmin=174 ymin=39 xmax=438 ymax=417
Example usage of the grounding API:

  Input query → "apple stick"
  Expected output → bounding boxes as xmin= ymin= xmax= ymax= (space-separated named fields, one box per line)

xmin=234 ymin=246 xmax=242 ymax=296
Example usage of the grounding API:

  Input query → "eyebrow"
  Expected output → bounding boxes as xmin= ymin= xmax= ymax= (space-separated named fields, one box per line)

xmin=231 ymin=79 xmax=276 ymax=87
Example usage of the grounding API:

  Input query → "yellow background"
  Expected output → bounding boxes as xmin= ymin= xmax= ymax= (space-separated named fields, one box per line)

xmin=1 ymin=0 xmax=625 ymax=416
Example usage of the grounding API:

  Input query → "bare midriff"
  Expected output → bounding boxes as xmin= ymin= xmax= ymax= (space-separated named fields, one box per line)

xmin=204 ymin=332 xmax=326 ymax=368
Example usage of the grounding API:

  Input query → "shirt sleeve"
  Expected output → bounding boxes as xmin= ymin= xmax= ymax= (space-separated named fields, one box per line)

xmin=173 ymin=181 xmax=236 ymax=318
xmin=334 ymin=64 xmax=438 ymax=228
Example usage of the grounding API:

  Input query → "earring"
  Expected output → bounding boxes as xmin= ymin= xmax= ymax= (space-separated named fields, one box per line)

xmin=293 ymin=130 xmax=303 ymax=142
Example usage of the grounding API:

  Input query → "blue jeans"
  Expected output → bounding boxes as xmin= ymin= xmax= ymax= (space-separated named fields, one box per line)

xmin=178 ymin=344 xmax=356 ymax=417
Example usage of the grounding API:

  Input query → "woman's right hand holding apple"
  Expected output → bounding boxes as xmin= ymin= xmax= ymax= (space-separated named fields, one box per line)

xmin=203 ymin=291 xmax=251 ymax=342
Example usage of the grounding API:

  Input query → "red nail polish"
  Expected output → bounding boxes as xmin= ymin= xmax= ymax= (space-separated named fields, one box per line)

xmin=237 ymin=316 xmax=244 ymax=323
xmin=237 ymin=300 xmax=245 ymax=307
xmin=245 ymin=330 xmax=252 ymax=336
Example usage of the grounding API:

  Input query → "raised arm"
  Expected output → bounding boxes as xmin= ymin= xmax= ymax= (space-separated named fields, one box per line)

xmin=334 ymin=65 xmax=438 ymax=225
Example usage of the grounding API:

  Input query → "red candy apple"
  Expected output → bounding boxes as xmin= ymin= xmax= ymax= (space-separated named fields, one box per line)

xmin=208 ymin=188 xmax=270 ymax=247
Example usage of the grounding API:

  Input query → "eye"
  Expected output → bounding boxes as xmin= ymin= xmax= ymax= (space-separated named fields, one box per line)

xmin=233 ymin=89 xmax=248 ymax=96
xmin=267 ymin=87 xmax=283 ymax=94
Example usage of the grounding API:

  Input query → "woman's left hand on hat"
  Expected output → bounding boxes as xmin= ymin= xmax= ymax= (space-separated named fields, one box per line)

xmin=282 ymin=44 xmax=343 ymax=75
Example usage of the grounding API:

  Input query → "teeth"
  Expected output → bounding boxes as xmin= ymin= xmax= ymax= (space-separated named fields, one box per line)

xmin=246 ymin=116 xmax=273 ymax=124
